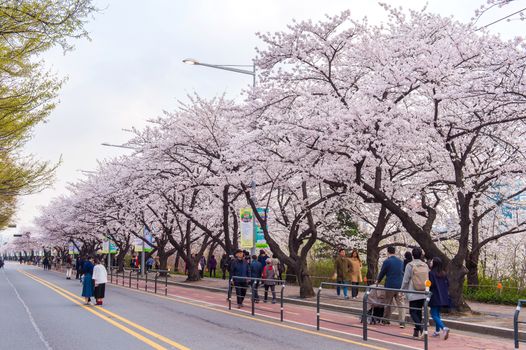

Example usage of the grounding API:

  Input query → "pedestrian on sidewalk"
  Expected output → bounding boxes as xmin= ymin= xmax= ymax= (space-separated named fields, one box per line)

xmin=81 ymin=256 xmax=95 ymax=305
xmin=334 ymin=248 xmax=352 ymax=299
xmin=230 ymin=249 xmax=251 ymax=308
xmin=402 ymin=247 xmax=430 ymax=338
xmin=199 ymin=255 xmax=206 ymax=278
xmin=350 ymin=249 xmax=363 ymax=299
xmin=65 ymin=255 xmax=73 ymax=279
xmin=258 ymin=250 xmax=268 ymax=267
xmin=146 ymin=256 xmax=154 ymax=271
xmin=220 ymin=253 xmax=229 ymax=280
xmin=262 ymin=258 xmax=277 ymax=304
xmin=429 ymin=257 xmax=450 ymax=340
xmin=208 ymin=255 xmax=217 ymax=278
xmin=403 ymin=251 xmax=413 ymax=271
xmin=250 ymin=255 xmax=263 ymax=302
xmin=271 ymin=256 xmax=283 ymax=280
xmin=92 ymin=258 xmax=108 ymax=306
xmin=376 ymin=246 xmax=405 ymax=327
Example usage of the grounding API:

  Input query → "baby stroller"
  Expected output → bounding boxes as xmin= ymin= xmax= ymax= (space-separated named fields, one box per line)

xmin=364 ymin=287 xmax=386 ymax=325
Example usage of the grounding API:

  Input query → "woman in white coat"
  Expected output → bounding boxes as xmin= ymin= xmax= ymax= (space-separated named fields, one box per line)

xmin=92 ymin=258 xmax=108 ymax=306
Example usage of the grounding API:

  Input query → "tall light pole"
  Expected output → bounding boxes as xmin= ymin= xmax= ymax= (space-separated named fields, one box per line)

xmin=183 ymin=57 xmax=258 ymax=255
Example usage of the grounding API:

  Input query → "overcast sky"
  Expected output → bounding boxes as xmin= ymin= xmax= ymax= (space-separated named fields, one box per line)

xmin=10 ymin=0 xmax=526 ymax=235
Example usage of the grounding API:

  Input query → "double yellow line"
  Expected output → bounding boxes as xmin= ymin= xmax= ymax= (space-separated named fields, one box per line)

xmin=19 ymin=270 xmax=190 ymax=350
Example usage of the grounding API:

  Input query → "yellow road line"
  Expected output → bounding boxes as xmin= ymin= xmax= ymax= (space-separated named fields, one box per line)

xmin=21 ymin=271 xmax=191 ymax=350
xmin=19 ymin=270 xmax=168 ymax=350
xmin=34 ymin=269 xmax=389 ymax=350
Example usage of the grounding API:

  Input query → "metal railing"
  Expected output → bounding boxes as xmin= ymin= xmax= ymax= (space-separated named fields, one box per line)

xmin=317 ymin=282 xmax=432 ymax=350
xmin=514 ymin=299 xmax=526 ymax=349
xmin=227 ymin=276 xmax=286 ymax=322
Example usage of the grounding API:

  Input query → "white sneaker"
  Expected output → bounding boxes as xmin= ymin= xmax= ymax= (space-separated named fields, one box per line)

xmin=441 ymin=327 xmax=450 ymax=340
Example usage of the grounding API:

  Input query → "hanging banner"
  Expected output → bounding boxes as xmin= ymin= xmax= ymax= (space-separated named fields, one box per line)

xmin=240 ymin=208 xmax=254 ymax=248
xmin=68 ymin=244 xmax=79 ymax=255
xmin=134 ymin=227 xmax=154 ymax=253
xmin=99 ymin=240 xmax=118 ymax=254
xmin=255 ymin=208 xmax=269 ymax=248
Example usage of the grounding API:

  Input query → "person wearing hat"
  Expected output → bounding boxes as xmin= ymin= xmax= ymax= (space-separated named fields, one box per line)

xmin=230 ymin=249 xmax=251 ymax=308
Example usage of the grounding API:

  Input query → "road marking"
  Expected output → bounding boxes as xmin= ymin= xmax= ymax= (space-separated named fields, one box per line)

xmin=3 ymin=270 xmax=53 ymax=350
xmin=36 ymin=267 xmax=418 ymax=350
xmin=22 ymin=271 xmax=191 ymax=350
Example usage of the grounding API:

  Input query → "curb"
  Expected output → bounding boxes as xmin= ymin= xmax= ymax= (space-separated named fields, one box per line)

xmin=158 ymin=277 xmax=526 ymax=340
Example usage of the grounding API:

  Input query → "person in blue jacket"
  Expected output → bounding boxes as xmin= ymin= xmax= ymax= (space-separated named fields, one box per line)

xmin=250 ymin=255 xmax=263 ymax=303
xmin=429 ymin=257 xmax=450 ymax=340
xmin=230 ymin=249 xmax=251 ymax=308
xmin=375 ymin=246 xmax=405 ymax=326
xmin=81 ymin=256 xmax=95 ymax=305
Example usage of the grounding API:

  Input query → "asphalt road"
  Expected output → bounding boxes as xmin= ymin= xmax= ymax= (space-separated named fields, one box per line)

xmin=0 ymin=262 xmax=401 ymax=350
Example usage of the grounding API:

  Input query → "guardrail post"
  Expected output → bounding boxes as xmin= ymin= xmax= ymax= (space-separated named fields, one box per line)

xmin=145 ymin=271 xmax=148 ymax=292
xmin=317 ymin=285 xmax=322 ymax=330
xmin=136 ymin=269 xmax=139 ymax=289
xmin=110 ymin=267 xmax=113 ymax=284
xmin=515 ymin=301 xmax=522 ymax=349
xmin=363 ymin=287 xmax=370 ymax=341
xmin=227 ymin=279 xmax=232 ymax=310
xmin=122 ymin=270 xmax=125 ymax=286
xmin=164 ymin=272 xmax=168 ymax=296
xmin=423 ymin=292 xmax=430 ymax=350
xmin=280 ymin=284 xmax=285 ymax=322
xmin=251 ymin=280 xmax=256 ymax=316
xmin=154 ymin=273 xmax=158 ymax=294
xmin=129 ymin=269 xmax=132 ymax=288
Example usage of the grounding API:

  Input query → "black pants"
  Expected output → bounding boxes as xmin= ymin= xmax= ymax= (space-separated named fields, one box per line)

xmin=221 ymin=268 xmax=227 ymax=280
xmin=235 ymin=282 xmax=248 ymax=305
xmin=409 ymin=299 xmax=425 ymax=332
xmin=209 ymin=268 xmax=216 ymax=278
xmin=75 ymin=269 xmax=81 ymax=279
xmin=351 ymin=282 xmax=359 ymax=298
xmin=264 ymin=284 xmax=276 ymax=301
xmin=253 ymin=281 xmax=260 ymax=301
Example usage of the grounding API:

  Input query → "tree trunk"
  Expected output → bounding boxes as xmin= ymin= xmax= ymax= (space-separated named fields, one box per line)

xmin=366 ymin=240 xmax=380 ymax=283
xmin=447 ymin=260 xmax=470 ymax=312
xmin=174 ymin=251 xmax=180 ymax=272
xmin=285 ymin=263 xmax=297 ymax=283
xmin=186 ymin=260 xmax=200 ymax=281
xmin=158 ymin=253 xmax=169 ymax=277
xmin=296 ymin=261 xmax=315 ymax=298
xmin=466 ymin=250 xmax=480 ymax=287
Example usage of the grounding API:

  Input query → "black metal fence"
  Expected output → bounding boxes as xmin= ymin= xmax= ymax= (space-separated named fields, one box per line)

xmin=514 ymin=299 xmax=526 ymax=349
xmin=227 ymin=276 xmax=286 ymax=322
xmin=317 ymin=282 xmax=432 ymax=350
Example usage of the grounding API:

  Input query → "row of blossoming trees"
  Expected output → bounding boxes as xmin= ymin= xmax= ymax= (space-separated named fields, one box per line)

xmin=28 ymin=6 xmax=526 ymax=310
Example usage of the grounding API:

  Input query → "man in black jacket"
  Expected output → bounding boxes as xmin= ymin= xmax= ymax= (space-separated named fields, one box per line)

xmin=230 ymin=249 xmax=251 ymax=308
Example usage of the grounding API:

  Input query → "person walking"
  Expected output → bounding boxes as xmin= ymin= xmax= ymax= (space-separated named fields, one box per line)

xmin=75 ymin=256 xmax=82 ymax=279
xmin=402 ymin=248 xmax=430 ymax=338
xmin=376 ymin=246 xmax=405 ymax=327
xmin=43 ymin=256 xmax=49 ymax=270
xmin=257 ymin=250 xmax=268 ymax=267
xmin=262 ymin=258 xmax=277 ymax=303
xmin=81 ymin=256 xmax=95 ymax=305
xmin=429 ymin=257 xmax=450 ymax=340
xmin=230 ymin=249 xmax=251 ymax=308
xmin=334 ymin=248 xmax=352 ymax=299
xmin=199 ymin=255 xmax=206 ymax=278
xmin=220 ymin=253 xmax=229 ymax=280
xmin=65 ymin=255 xmax=73 ymax=279
xmin=272 ymin=256 xmax=283 ymax=280
xmin=349 ymin=249 xmax=363 ymax=299
xmin=250 ymin=255 xmax=263 ymax=302
xmin=146 ymin=256 xmax=154 ymax=271
xmin=92 ymin=258 xmax=108 ymax=306
xmin=208 ymin=255 xmax=217 ymax=278
xmin=403 ymin=251 xmax=413 ymax=271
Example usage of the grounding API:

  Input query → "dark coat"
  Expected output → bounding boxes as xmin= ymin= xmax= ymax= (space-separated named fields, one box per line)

xmin=82 ymin=261 xmax=94 ymax=275
xmin=429 ymin=270 xmax=450 ymax=307
xmin=377 ymin=256 xmax=404 ymax=289
xmin=250 ymin=260 xmax=263 ymax=279
xmin=230 ymin=258 xmax=251 ymax=283
xmin=258 ymin=254 xmax=268 ymax=267
xmin=208 ymin=257 xmax=217 ymax=269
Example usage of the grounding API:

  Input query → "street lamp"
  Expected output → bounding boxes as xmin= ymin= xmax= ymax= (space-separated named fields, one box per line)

xmin=183 ymin=57 xmax=259 ymax=255
xmin=182 ymin=58 xmax=256 ymax=87
xmin=101 ymin=142 xmax=136 ymax=150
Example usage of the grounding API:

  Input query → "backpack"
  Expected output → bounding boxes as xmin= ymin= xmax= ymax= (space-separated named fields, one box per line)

xmin=411 ymin=261 xmax=429 ymax=291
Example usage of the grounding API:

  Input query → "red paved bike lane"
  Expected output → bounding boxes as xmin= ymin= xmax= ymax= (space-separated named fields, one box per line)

xmin=106 ymin=273 xmax=512 ymax=350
